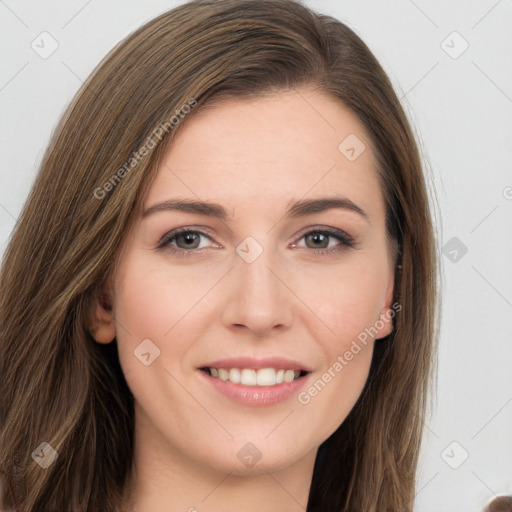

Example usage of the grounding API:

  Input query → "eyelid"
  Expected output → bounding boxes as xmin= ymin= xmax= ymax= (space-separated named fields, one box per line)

xmin=293 ymin=225 xmax=355 ymax=248
xmin=156 ymin=226 xmax=218 ymax=249
xmin=157 ymin=225 xmax=357 ymax=255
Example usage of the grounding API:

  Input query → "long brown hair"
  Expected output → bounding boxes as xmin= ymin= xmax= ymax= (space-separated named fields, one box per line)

xmin=0 ymin=1 xmax=439 ymax=510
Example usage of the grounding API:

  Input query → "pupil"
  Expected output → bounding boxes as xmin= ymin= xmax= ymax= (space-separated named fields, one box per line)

xmin=308 ymin=233 xmax=328 ymax=249
xmin=179 ymin=233 xmax=199 ymax=248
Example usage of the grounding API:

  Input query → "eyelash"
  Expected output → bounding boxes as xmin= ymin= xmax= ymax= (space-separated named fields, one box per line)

xmin=156 ymin=226 xmax=356 ymax=258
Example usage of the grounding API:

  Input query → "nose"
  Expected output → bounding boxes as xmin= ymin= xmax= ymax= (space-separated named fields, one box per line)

xmin=220 ymin=240 xmax=294 ymax=337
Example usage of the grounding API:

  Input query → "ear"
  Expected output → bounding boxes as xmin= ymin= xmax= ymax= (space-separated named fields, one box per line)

xmin=374 ymin=253 xmax=398 ymax=340
xmin=88 ymin=280 xmax=116 ymax=344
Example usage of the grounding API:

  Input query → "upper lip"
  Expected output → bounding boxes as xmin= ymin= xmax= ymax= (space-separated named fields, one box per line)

xmin=199 ymin=356 xmax=312 ymax=372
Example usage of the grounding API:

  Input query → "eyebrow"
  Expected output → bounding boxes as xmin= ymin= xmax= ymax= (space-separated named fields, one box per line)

xmin=142 ymin=196 xmax=370 ymax=223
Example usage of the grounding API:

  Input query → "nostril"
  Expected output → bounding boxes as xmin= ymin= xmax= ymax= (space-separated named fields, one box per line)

xmin=486 ymin=496 xmax=512 ymax=512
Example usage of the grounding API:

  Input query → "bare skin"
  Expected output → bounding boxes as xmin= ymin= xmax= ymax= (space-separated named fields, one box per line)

xmin=90 ymin=88 xmax=396 ymax=512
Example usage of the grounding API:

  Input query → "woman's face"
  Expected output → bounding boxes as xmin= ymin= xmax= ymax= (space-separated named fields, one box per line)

xmin=102 ymin=89 xmax=396 ymax=476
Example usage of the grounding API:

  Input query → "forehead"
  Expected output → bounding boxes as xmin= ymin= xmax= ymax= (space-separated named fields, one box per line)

xmin=145 ymin=90 xmax=384 ymax=221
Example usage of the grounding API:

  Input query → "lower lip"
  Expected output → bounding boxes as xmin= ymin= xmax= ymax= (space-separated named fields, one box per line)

xmin=199 ymin=370 xmax=310 ymax=407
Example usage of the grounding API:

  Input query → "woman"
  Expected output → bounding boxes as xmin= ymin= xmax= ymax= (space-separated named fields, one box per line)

xmin=0 ymin=0 xmax=439 ymax=510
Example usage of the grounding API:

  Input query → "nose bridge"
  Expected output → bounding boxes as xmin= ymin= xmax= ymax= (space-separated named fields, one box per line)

xmin=221 ymin=235 xmax=293 ymax=334
xmin=237 ymin=245 xmax=278 ymax=300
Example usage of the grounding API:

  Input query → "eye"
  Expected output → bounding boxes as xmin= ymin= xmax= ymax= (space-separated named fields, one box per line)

xmin=292 ymin=227 xmax=356 ymax=255
xmin=157 ymin=226 xmax=356 ymax=257
xmin=157 ymin=227 xmax=220 ymax=257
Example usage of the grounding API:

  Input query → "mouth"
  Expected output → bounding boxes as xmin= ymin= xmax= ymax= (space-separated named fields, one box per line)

xmin=199 ymin=367 xmax=310 ymax=387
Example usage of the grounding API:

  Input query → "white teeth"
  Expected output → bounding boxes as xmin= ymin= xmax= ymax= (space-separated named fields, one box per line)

xmin=241 ymin=369 xmax=257 ymax=386
xmin=256 ymin=368 xmax=275 ymax=386
xmin=206 ymin=367 xmax=304 ymax=386
xmin=283 ymin=369 xmax=295 ymax=383
xmin=229 ymin=368 xmax=241 ymax=383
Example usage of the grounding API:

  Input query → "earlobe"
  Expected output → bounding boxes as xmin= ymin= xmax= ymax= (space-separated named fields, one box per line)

xmin=375 ymin=306 xmax=394 ymax=339
xmin=375 ymin=261 xmax=397 ymax=340
xmin=88 ymin=290 xmax=116 ymax=344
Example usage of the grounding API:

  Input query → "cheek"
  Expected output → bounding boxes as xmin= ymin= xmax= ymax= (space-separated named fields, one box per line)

xmin=112 ymin=257 xmax=184 ymax=370
xmin=295 ymin=266 xmax=381 ymax=432
xmin=111 ymin=259 xmax=206 ymax=432
xmin=114 ymin=255 xmax=211 ymax=337
xmin=288 ymin=256 xmax=386 ymax=432
xmin=296 ymin=342 xmax=374 ymax=442
xmin=298 ymin=256 xmax=389 ymax=346
xmin=112 ymin=254 xmax=226 ymax=381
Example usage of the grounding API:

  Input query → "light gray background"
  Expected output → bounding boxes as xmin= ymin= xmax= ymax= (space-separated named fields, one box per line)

xmin=1 ymin=1 xmax=511 ymax=510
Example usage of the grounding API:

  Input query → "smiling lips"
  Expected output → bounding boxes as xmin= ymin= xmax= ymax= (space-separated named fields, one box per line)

xmin=202 ymin=367 xmax=306 ymax=386
xmin=198 ymin=356 xmax=311 ymax=405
